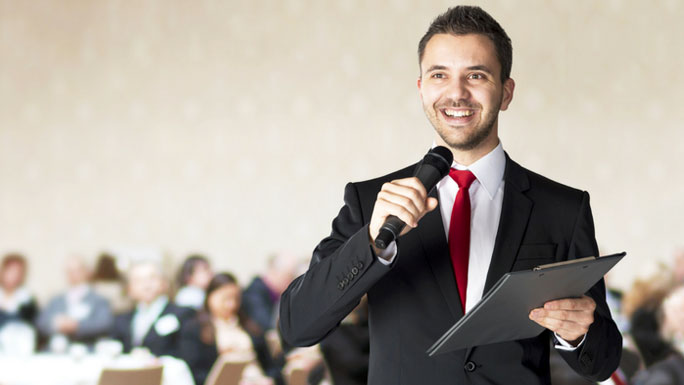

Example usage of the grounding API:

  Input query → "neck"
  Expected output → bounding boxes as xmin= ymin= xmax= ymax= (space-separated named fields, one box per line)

xmin=437 ymin=134 xmax=500 ymax=167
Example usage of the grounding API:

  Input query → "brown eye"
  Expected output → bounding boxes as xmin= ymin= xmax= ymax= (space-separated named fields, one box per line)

xmin=469 ymin=73 xmax=484 ymax=80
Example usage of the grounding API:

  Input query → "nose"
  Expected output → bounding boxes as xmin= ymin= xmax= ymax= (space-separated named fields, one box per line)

xmin=445 ymin=77 xmax=470 ymax=102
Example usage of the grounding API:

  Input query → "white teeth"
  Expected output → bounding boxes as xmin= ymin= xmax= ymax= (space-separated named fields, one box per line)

xmin=444 ymin=109 xmax=473 ymax=117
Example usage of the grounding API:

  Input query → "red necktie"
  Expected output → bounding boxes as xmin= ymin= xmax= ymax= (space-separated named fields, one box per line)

xmin=448 ymin=169 xmax=476 ymax=313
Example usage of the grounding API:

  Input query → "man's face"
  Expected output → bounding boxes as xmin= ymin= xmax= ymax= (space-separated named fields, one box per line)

xmin=418 ymin=33 xmax=514 ymax=152
xmin=128 ymin=263 xmax=167 ymax=305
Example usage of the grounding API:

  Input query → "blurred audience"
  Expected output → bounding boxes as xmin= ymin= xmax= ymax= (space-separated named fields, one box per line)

xmin=180 ymin=272 xmax=273 ymax=385
xmin=0 ymin=253 xmax=37 ymax=327
xmin=622 ymin=269 xmax=676 ymax=368
xmin=632 ymin=285 xmax=684 ymax=384
xmin=111 ymin=260 xmax=193 ymax=358
xmin=36 ymin=255 xmax=113 ymax=348
xmin=175 ymin=254 xmax=213 ymax=310
xmin=91 ymin=252 xmax=133 ymax=315
xmin=242 ymin=253 xmax=299 ymax=336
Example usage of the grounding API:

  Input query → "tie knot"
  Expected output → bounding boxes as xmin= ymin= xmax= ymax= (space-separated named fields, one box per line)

xmin=449 ymin=169 xmax=476 ymax=189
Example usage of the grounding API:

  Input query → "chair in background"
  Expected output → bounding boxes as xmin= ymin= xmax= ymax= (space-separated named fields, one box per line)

xmin=97 ymin=365 xmax=164 ymax=385
xmin=203 ymin=357 xmax=249 ymax=385
xmin=286 ymin=368 xmax=309 ymax=385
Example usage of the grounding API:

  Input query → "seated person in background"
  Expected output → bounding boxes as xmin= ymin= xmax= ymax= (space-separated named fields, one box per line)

xmin=111 ymin=260 xmax=193 ymax=358
xmin=0 ymin=253 xmax=37 ymax=327
xmin=36 ymin=255 xmax=113 ymax=347
xmin=174 ymin=254 xmax=213 ymax=310
xmin=242 ymin=253 xmax=299 ymax=336
xmin=91 ymin=252 xmax=133 ymax=315
xmin=180 ymin=272 xmax=274 ymax=385
xmin=632 ymin=285 xmax=684 ymax=384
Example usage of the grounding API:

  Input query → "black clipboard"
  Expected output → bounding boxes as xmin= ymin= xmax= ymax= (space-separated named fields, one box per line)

xmin=427 ymin=252 xmax=626 ymax=356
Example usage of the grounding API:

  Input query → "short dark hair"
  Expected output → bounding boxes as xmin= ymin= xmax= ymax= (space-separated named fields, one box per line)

xmin=177 ymin=254 xmax=209 ymax=286
xmin=418 ymin=6 xmax=512 ymax=82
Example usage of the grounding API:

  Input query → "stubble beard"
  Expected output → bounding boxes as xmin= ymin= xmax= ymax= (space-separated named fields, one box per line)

xmin=427 ymin=99 xmax=501 ymax=151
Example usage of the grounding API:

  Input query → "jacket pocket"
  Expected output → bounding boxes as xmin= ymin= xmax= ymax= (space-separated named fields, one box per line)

xmin=511 ymin=243 xmax=558 ymax=271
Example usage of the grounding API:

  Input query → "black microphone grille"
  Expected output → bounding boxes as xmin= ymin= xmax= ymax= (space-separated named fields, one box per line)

xmin=423 ymin=146 xmax=453 ymax=175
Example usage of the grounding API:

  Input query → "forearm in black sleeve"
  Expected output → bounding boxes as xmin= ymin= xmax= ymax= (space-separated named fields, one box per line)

xmin=557 ymin=191 xmax=623 ymax=381
xmin=279 ymin=182 xmax=392 ymax=347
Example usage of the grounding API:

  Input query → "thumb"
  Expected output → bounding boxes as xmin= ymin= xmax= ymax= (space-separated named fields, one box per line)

xmin=426 ymin=197 xmax=439 ymax=212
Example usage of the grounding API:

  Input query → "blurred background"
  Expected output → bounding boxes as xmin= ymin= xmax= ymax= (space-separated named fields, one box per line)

xmin=1 ymin=0 xmax=682 ymax=300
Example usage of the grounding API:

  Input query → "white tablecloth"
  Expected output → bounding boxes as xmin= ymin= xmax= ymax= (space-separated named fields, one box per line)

xmin=0 ymin=353 xmax=194 ymax=385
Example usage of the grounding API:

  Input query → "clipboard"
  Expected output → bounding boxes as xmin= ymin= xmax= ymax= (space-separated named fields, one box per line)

xmin=427 ymin=252 xmax=626 ymax=356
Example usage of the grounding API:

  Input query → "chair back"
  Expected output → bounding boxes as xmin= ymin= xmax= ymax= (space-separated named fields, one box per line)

xmin=97 ymin=365 xmax=163 ymax=385
xmin=203 ymin=357 xmax=249 ymax=385
xmin=286 ymin=367 xmax=309 ymax=385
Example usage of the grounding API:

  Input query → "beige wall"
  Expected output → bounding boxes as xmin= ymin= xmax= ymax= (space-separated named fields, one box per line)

xmin=1 ymin=0 xmax=682 ymax=301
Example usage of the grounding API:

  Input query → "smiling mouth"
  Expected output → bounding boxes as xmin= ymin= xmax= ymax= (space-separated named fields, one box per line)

xmin=443 ymin=109 xmax=474 ymax=118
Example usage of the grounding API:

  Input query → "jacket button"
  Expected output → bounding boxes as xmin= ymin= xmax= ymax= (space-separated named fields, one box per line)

xmin=356 ymin=261 xmax=364 ymax=269
xmin=347 ymin=272 xmax=354 ymax=280
xmin=351 ymin=267 xmax=359 ymax=275
xmin=342 ymin=278 xmax=349 ymax=285
xmin=338 ymin=282 xmax=345 ymax=290
xmin=464 ymin=361 xmax=476 ymax=372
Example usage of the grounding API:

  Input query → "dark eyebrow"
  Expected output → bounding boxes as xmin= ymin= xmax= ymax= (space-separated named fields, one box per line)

xmin=466 ymin=65 xmax=494 ymax=75
xmin=424 ymin=65 xmax=448 ymax=73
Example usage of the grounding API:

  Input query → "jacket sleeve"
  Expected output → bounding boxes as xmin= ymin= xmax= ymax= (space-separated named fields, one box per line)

xmin=74 ymin=296 xmax=113 ymax=340
xmin=556 ymin=191 xmax=623 ymax=381
xmin=279 ymin=182 xmax=392 ymax=347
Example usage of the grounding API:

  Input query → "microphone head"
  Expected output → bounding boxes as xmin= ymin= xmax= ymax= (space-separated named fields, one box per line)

xmin=422 ymin=146 xmax=453 ymax=177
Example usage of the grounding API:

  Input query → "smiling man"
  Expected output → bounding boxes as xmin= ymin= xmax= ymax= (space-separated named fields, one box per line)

xmin=280 ymin=6 xmax=622 ymax=384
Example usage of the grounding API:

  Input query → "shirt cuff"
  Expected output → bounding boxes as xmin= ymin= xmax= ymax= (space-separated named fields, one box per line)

xmin=375 ymin=241 xmax=397 ymax=265
xmin=553 ymin=332 xmax=586 ymax=351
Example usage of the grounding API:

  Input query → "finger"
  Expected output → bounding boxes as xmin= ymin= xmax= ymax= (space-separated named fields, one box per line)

xmin=529 ymin=310 xmax=590 ymax=336
xmin=381 ymin=181 xmax=427 ymax=213
xmin=544 ymin=296 xmax=596 ymax=311
xmin=536 ymin=309 xmax=594 ymax=327
xmin=377 ymin=191 xmax=422 ymax=224
xmin=392 ymin=177 xmax=428 ymax=200
xmin=375 ymin=197 xmax=421 ymax=228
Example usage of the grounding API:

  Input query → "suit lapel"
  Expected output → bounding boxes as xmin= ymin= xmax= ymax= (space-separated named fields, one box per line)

xmin=418 ymin=188 xmax=464 ymax=322
xmin=466 ymin=155 xmax=532 ymax=360
xmin=483 ymin=155 xmax=532 ymax=293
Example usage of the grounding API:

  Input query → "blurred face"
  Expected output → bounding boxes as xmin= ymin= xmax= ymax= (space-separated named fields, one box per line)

xmin=189 ymin=261 xmax=213 ymax=290
xmin=128 ymin=263 xmax=167 ymax=305
xmin=1 ymin=262 xmax=25 ymax=291
xmin=207 ymin=283 xmax=241 ymax=320
xmin=418 ymin=33 xmax=514 ymax=153
xmin=65 ymin=257 xmax=91 ymax=286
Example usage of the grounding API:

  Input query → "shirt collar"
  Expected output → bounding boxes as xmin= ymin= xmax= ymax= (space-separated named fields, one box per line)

xmin=136 ymin=295 xmax=168 ymax=315
xmin=434 ymin=141 xmax=506 ymax=200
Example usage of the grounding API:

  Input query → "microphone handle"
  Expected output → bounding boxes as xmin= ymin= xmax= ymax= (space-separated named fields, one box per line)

xmin=375 ymin=216 xmax=405 ymax=250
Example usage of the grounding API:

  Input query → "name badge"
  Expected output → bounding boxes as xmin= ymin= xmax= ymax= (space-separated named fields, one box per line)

xmin=154 ymin=314 xmax=180 ymax=336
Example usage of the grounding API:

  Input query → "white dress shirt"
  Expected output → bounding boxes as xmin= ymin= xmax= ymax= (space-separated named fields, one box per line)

xmin=378 ymin=142 xmax=583 ymax=350
xmin=131 ymin=295 xmax=168 ymax=346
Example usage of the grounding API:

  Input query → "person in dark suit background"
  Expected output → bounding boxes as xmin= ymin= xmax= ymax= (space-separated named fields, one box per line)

xmin=279 ymin=6 xmax=622 ymax=385
xmin=0 ymin=253 xmax=37 ymax=328
xmin=632 ymin=285 xmax=684 ymax=385
xmin=111 ymin=260 xmax=193 ymax=358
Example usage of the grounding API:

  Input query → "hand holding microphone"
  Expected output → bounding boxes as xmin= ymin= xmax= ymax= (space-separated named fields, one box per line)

xmin=369 ymin=146 xmax=453 ymax=254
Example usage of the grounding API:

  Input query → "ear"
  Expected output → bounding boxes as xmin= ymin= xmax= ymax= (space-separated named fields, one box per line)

xmin=417 ymin=77 xmax=422 ymax=89
xmin=500 ymin=78 xmax=515 ymax=111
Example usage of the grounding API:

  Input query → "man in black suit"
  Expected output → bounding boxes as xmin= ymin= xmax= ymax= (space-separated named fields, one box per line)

xmin=111 ymin=260 xmax=193 ymax=357
xmin=279 ymin=6 xmax=622 ymax=385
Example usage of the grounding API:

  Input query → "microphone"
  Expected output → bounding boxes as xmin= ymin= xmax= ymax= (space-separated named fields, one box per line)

xmin=374 ymin=146 xmax=453 ymax=250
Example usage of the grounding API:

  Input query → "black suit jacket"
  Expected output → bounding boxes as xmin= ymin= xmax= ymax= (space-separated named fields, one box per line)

xmin=112 ymin=301 xmax=194 ymax=358
xmin=279 ymin=154 xmax=622 ymax=385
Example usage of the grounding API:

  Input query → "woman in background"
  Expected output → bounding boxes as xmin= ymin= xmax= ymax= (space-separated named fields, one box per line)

xmin=175 ymin=255 xmax=213 ymax=310
xmin=181 ymin=272 xmax=274 ymax=385
xmin=0 ymin=253 xmax=37 ymax=327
